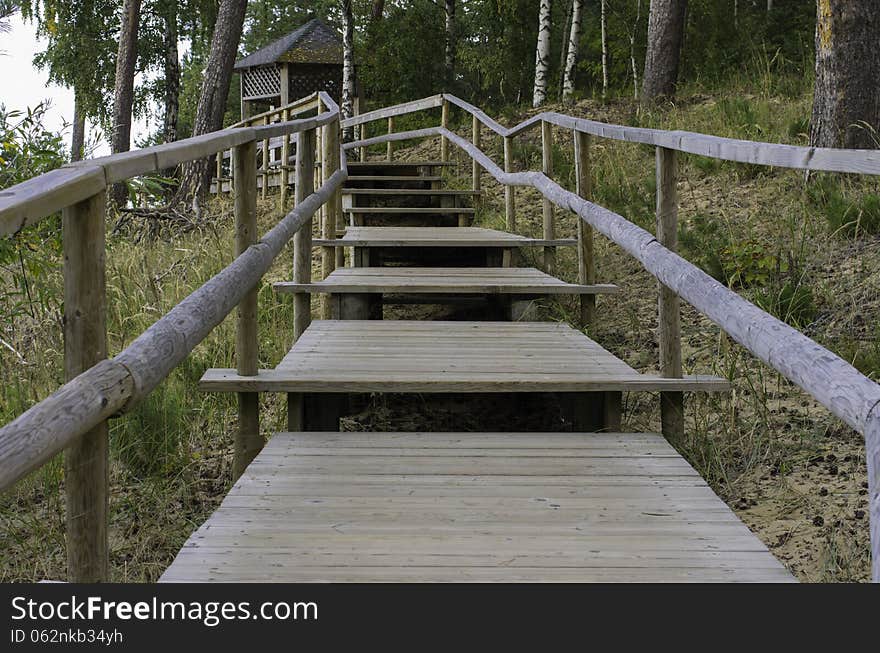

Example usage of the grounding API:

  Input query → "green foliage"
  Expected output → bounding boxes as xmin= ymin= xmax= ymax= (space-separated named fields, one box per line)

xmin=0 ymin=103 xmax=67 ymax=322
xmin=754 ymin=279 xmax=816 ymax=329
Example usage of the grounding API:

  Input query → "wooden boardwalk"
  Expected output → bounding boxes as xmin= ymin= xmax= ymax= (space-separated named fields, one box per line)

xmin=182 ymin=157 xmax=789 ymax=582
xmin=160 ymin=431 xmax=793 ymax=582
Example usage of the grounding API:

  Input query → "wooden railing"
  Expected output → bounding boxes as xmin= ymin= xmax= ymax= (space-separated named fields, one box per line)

xmin=2 ymin=89 xmax=880 ymax=581
xmin=0 ymin=92 xmax=346 ymax=581
xmin=341 ymin=93 xmax=880 ymax=581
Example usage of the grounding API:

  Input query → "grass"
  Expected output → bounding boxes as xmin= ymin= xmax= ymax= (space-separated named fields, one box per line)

xmin=1 ymin=71 xmax=876 ymax=582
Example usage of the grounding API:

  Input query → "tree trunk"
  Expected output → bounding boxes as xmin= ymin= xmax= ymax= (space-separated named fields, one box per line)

xmin=641 ymin=0 xmax=687 ymax=104
xmin=176 ymin=0 xmax=248 ymax=211
xmin=162 ymin=0 xmax=180 ymax=145
xmin=341 ymin=0 xmax=356 ymax=140
xmin=532 ymin=0 xmax=552 ymax=107
xmin=444 ymin=0 xmax=456 ymax=90
xmin=371 ymin=0 xmax=385 ymax=22
xmin=71 ymin=93 xmax=86 ymax=163
xmin=810 ymin=0 xmax=880 ymax=149
xmin=110 ymin=0 xmax=142 ymax=206
xmin=562 ymin=0 xmax=583 ymax=103
xmin=630 ymin=0 xmax=642 ymax=100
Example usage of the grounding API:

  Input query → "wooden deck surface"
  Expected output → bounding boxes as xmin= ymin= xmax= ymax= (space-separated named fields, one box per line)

xmin=315 ymin=226 xmax=576 ymax=247
xmin=274 ymin=267 xmax=619 ymax=295
xmin=199 ymin=321 xmax=728 ymax=393
xmin=160 ymin=431 xmax=794 ymax=582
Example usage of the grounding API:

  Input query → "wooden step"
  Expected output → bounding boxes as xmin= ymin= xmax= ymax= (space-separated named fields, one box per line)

xmin=160 ymin=430 xmax=792 ymax=583
xmin=199 ymin=320 xmax=729 ymax=394
xmin=347 ymin=160 xmax=456 ymax=169
xmin=314 ymin=226 xmax=576 ymax=248
xmin=343 ymin=207 xmax=476 ymax=215
xmin=274 ymin=267 xmax=619 ymax=296
xmin=343 ymin=188 xmax=480 ymax=196
xmin=345 ymin=175 xmax=443 ymax=184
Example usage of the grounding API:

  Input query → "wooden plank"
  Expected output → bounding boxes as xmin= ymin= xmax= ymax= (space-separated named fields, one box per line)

xmin=345 ymin=175 xmax=443 ymax=183
xmin=319 ymin=226 xmax=576 ymax=247
xmin=273 ymin=267 xmax=619 ymax=295
xmin=342 ymin=207 xmax=476 ymax=214
xmin=161 ymin=431 xmax=791 ymax=583
xmin=343 ymin=188 xmax=480 ymax=196
xmin=574 ymin=130 xmax=596 ymax=330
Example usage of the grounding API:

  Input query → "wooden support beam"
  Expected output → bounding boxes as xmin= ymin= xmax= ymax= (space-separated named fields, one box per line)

xmin=574 ymin=130 xmax=596 ymax=331
xmin=233 ymin=140 xmax=261 ymax=480
xmin=280 ymin=109 xmax=291 ymax=208
xmin=321 ymin=120 xmax=339 ymax=318
xmin=290 ymin=127 xmax=316 ymax=438
xmin=261 ymin=116 xmax=270 ymax=200
xmin=503 ymin=136 xmax=515 ymax=231
xmin=656 ymin=146 xmax=684 ymax=443
xmin=63 ymin=189 xmax=108 ymax=582
xmin=472 ymin=115 xmax=482 ymax=200
xmin=440 ymin=99 xmax=450 ymax=162
xmin=541 ymin=120 xmax=556 ymax=275
xmin=293 ymin=128 xmax=316 ymax=341
xmin=386 ymin=116 xmax=394 ymax=161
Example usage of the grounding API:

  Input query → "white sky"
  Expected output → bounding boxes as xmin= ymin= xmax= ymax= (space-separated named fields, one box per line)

xmin=1 ymin=14 xmax=151 ymax=158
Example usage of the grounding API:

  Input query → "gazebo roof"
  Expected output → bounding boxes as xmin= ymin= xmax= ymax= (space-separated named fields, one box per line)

xmin=234 ymin=18 xmax=343 ymax=70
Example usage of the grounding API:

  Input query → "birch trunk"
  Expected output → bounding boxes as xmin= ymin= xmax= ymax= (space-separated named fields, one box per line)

xmin=162 ymin=0 xmax=180 ymax=145
xmin=810 ymin=0 xmax=880 ymax=149
xmin=600 ymin=0 xmax=608 ymax=98
xmin=71 ymin=93 xmax=86 ymax=162
xmin=532 ymin=0 xmax=553 ymax=108
xmin=562 ymin=0 xmax=584 ymax=103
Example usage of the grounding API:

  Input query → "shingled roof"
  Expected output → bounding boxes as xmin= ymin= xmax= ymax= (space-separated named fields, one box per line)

xmin=234 ymin=18 xmax=343 ymax=70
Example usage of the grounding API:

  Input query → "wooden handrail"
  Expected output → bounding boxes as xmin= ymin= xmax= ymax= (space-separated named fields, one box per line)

xmin=230 ymin=91 xmax=320 ymax=128
xmin=0 ymin=93 xmax=346 ymax=490
xmin=343 ymin=102 xmax=880 ymax=581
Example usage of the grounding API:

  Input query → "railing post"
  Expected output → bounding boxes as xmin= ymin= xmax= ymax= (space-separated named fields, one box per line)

xmin=472 ymin=115 xmax=481 ymax=201
xmin=261 ymin=115 xmax=270 ymax=200
xmin=386 ymin=116 xmax=394 ymax=161
xmin=289 ymin=127 xmax=316 ymax=432
xmin=503 ymin=135 xmax=515 ymax=231
xmin=63 ymin=188 xmax=108 ymax=582
xmin=232 ymin=139 xmax=261 ymax=480
xmin=440 ymin=98 xmax=450 ymax=162
xmin=360 ymin=118 xmax=368 ymax=162
xmin=541 ymin=120 xmax=555 ymax=274
xmin=293 ymin=128 xmax=316 ymax=341
xmin=573 ymin=130 xmax=596 ymax=331
xmin=321 ymin=117 xmax=339 ymax=318
xmin=280 ymin=108 xmax=291 ymax=208
xmin=656 ymin=146 xmax=684 ymax=443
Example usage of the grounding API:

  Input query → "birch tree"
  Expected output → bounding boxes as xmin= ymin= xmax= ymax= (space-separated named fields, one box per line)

xmin=561 ymin=0 xmax=583 ymax=103
xmin=532 ymin=0 xmax=552 ymax=107
xmin=341 ymin=0 xmax=356 ymax=139
xmin=445 ymin=0 xmax=456 ymax=90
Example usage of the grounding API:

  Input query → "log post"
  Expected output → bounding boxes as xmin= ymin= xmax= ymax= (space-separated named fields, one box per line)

xmin=503 ymin=135 xmax=515 ymax=231
xmin=280 ymin=108 xmax=291 ymax=208
xmin=573 ymin=130 xmax=596 ymax=331
xmin=386 ymin=116 xmax=394 ymax=161
xmin=233 ymin=139 xmax=261 ymax=480
xmin=541 ymin=120 xmax=556 ymax=274
xmin=440 ymin=98 xmax=450 ymax=162
xmin=63 ymin=189 xmax=108 ymax=582
xmin=656 ymin=146 xmax=684 ymax=443
xmin=321 ymin=118 xmax=339 ymax=318
xmin=294 ymin=128 xmax=316 ymax=340
xmin=261 ymin=115 xmax=270 ymax=200
xmin=215 ymin=151 xmax=222 ymax=194
xmin=290 ymin=127 xmax=316 ymax=432
xmin=360 ymin=119 xmax=367 ymax=163
xmin=472 ymin=115 xmax=482 ymax=201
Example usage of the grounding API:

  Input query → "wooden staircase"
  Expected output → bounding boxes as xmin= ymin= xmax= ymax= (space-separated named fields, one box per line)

xmin=159 ymin=158 xmax=792 ymax=583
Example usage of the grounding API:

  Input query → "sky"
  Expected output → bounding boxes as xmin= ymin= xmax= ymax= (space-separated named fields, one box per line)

xmin=1 ymin=14 xmax=150 ymax=158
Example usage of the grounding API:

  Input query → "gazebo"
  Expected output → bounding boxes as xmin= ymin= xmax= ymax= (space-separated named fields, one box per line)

xmin=234 ymin=18 xmax=344 ymax=119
